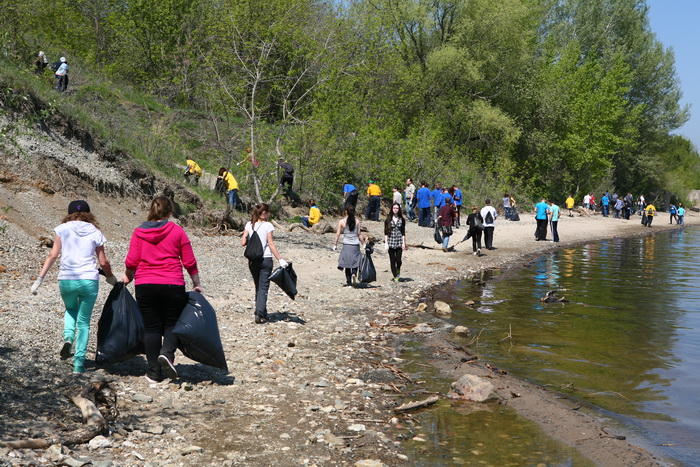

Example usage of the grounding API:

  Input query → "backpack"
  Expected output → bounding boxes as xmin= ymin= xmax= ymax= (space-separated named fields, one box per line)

xmin=484 ymin=210 xmax=494 ymax=224
xmin=244 ymin=226 xmax=264 ymax=259
xmin=280 ymin=162 xmax=294 ymax=176
xmin=50 ymin=61 xmax=61 ymax=72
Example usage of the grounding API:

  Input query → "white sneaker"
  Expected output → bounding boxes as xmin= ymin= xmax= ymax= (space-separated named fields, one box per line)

xmin=476 ymin=248 xmax=481 ymax=256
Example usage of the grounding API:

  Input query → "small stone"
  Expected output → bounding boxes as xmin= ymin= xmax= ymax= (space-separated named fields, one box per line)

xmin=412 ymin=436 xmax=426 ymax=442
xmin=181 ymin=445 xmax=205 ymax=455
xmin=88 ymin=435 xmax=112 ymax=450
xmin=44 ymin=444 xmax=63 ymax=462
xmin=448 ymin=374 xmax=495 ymax=402
xmin=323 ymin=432 xmax=345 ymax=446
xmin=144 ymin=425 xmax=165 ymax=435
xmin=93 ymin=461 xmax=114 ymax=467
xmin=63 ymin=457 xmax=90 ymax=467
xmin=360 ymin=391 xmax=373 ymax=398
xmin=413 ymin=323 xmax=432 ymax=333
xmin=414 ymin=303 xmax=427 ymax=312
xmin=355 ymin=460 xmax=386 ymax=467
xmin=348 ymin=424 xmax=366 ymax=432
xmin=453 ymin=326 xmax=470 ymax=336
xmin=132 ymin=394 xmax=153 ymax=403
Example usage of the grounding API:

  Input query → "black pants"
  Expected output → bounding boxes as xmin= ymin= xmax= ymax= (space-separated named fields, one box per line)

xmin=551 ymin=220 xmax=559 ymax=242
xmin=388 ymin=248 xmax=403 ymax=278
xmin=135 ymin=284 xmax=188 ymax=381
xmin=366 ymin=196 xmax=381 ymax=220
xmin=535 ymin=218 xmax=548 ymax=240
xmin=419 ymin=207 xmax=431 ymax=226
xmin=344 ymin=267 xmax=358 ymax=284
xmin=483 ymin=227 xmax=494 ymax=249
xmin=248 ymin=257 xmax=273 ymax=318
xmin=345 ymin=192 xmax=358 ymax=209
xmin=470 ymin=229 xmax=482 ymax=252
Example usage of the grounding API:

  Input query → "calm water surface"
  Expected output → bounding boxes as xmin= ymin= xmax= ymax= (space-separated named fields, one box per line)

xmin=405 ymin=227 xmax=699 ymax=465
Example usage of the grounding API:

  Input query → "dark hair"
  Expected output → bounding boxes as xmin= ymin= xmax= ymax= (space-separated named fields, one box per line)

xmin=485 ymin=198 xmax=491 ymax=205
xmin=251 ymin=203 xmax=270 ymax=224
xmin=308 ymin=199 xmax=316 ymax=207
xmin=218 ymin=167 xmax=228 ymax=176
xmin=345 ymin=205 xmax=356 ymax=232
xmin=384 ymin=202 xmax=404 ymax=235
xmin=147 ymin=196 xmax=173 ymax=221
xmin=62 ymin=212 xmax=99 ymax=228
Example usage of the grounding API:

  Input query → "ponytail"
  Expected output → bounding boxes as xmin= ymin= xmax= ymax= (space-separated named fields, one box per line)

xmin=251 ymin=203 xmax=270 ymax=224
xmin=346 ymin=205 xmax=356 ymax=232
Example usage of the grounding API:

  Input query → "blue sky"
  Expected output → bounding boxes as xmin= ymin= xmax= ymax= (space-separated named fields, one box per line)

xmin=646 ymin=0 xmax=700 ymax=150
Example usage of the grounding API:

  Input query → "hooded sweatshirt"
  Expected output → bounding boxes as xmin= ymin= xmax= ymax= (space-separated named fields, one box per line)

xmin=125 ymin=220 xmax=198 ymax=285
xmin=55 ymin=221 xmax=106 ymax=280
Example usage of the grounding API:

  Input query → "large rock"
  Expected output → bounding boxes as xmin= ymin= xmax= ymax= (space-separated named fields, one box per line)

xmin=433 ymin=301 xmax=452 ymax=315
xmin=448 ymin=374 xmax=494 ymax=402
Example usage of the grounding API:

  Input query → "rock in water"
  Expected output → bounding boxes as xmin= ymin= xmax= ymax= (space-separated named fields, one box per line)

xmin=433 ymin=301 xmax=452 ymax=315
xmin=448 ymin=374 xmax=494 ymax=402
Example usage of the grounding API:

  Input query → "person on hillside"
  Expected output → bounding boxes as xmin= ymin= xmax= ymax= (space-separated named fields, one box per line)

xmin=437 ymin=196 xmax=455 ymax=252
xmin=669 ymin=203 xmax=678 ymax=224
xmin=404 ymin=178 xmax=417 ymax=222
xmin=450 ymin=185 xmax=463 ymax=227
xmin=278 ymin=157 xmax=295 ymax=200
xmin=241 ymin=203 xmax=288 ymax=323
xmin=465 ymin=205 xmax=484 ymax=256
xmin=184 ymin=159 xmax=202 ymax=185
xmin=301 ymin=199 xmax=322 ymax=228
xmin=343 ymin=183 xmax=359 ymax=209
xmin=549 ymin=200 xmax=560 ymax=243
xmin=218 ymin=167 xmax=240 ymax=209
xmin=122 ymin=196 xmax=202 ymax=382
xmin=677 ymin=203 xmax=685 ymax=225
xmin=384 ymin=202 xmax=406 ymax=282
xmin=334 ymin=205 xmax=365 ymax=287
xmin=644 ymin=203 xmax=656 ymax=227
xmin=31 ymin=200 xmax=117 ymax=375
xmin=480 ymin=199 xmax=498 ymax=250
xmin=237 ymin=147 xmax=259 ymax=167
xmin=366 ymin=180 xmax=382 ymax=221
xmin=565 ymin=195 xmax=575 ymax=217
xmin=35 ymin=51 xmax=49 ymax=74
xmin=534 ymin=197 xmax=549 ymax=241
xmin=416 ymin=181 xmax=432 ymax=227
xmin=55 ymin=57 xmax=68 ymax=93
xmin=392 ymin=186 xmax=402 ymax=206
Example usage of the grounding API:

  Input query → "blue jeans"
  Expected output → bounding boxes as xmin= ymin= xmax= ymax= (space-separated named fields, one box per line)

xmin=227 ymin=189 xmax=239 ymax=208
xmin=301 ymin=216 xmax=310 ymax=227
xmin=442 ymin=234 xmax=451 ymax=249
xmin=406 ymin=200 xmax=416 ymax=220
xmin=551 ymin=221 xmax=559 ymax=242
xmin=366 ymin=196 xmax=381 ymax=220
xmin=59 ymin=279 xmax=99 ymax=371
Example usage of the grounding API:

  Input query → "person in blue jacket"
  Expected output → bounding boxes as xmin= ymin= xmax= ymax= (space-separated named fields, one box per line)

xmin=449 ymin=185 xmax=463 ymax=227
xmin=343 ymin=183 xmax=358 ymax=209
xmin=431 ymin=183 xmax=442 ymax=223
xmin=677 ymin=203 xmax=685 ymax=225
xmin=601 ymin=193 xmax=609 ymax=217
xmin=416 ymin=181 xmax=432 ymax=227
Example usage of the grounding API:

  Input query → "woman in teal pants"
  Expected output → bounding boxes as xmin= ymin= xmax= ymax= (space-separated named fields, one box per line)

xmin=31 ymin=200 xmax=117 ymax=374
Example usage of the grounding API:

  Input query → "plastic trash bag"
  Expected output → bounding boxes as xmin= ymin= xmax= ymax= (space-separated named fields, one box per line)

xmin=511 ymin=210 xmax=520 ymax=221
xmin=434 ymin=225 xmax=443 ymax=244
xmin=270 ymin=263 xmax=298 ymax=300
xmin=173 ymin=292 xmax=228 ymax=371
xmin=95 ymin=282 xmax=144 ymax=364
xmin=359 ymin=245 xmax=377 ymax=283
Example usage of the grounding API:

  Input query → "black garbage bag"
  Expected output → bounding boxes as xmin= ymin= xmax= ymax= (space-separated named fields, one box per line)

xmin=270 ymin=263 xmax=298 ymax=300
xmin=434 ymin=225 xmax=443 ymax=244
xmin=95 ymin=282 xmax=145 ymax=364
xmin=359 ymin=248 xmax=377 ymax=283
xmin=641 ymin=212 xmax=647 ymax=226
xmin=173 ymin=292 xmax=228 ymax=371
xmin=511 ymin=210 xmax=520 ymax=221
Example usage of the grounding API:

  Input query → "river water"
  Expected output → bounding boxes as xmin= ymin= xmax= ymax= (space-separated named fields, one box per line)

xmin=403 ymin=227 xmax=699 ymax=466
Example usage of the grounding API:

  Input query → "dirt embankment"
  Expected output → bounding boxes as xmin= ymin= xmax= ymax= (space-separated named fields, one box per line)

xmin=0 ymin=113 xmax=681 ymax=466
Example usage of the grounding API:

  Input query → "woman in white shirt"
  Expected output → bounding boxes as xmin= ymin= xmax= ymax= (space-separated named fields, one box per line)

xmin=241 ymin=203 xmax=288 ymax=323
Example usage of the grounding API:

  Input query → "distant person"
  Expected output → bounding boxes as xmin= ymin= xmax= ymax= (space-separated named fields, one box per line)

xmin=548 ymin=200 xmax=560 ymax=243
xmin=565 ymin=195 xmax=575 ymax=217
xmin=437 ymin=196 xmax=455 ymax=252
xmin=55 ymin=56 xmax=68 ymax=92
xmin=677 ymin=203 xmax=685 ymax=225
xmin=218 ymin=167 xmax=240 ymax=209
xmin=34 ymin=51 xmax=49 ymax=74
xmin=241 ymin=203 xmax=288 ymax=323
xmin=465 ymin=205 xmax=484 ymax=256
xmin=278 ymin=157 xmax=295 ymax=199
xmin=637 ymin=194 xmax=646 ymax=215
xmin=384 ymin=202 xmax=406 ymax=282
xmin=534 ymin=197 xmax=549 ymax=241
xmin=624 ymin=193 xmax=634 ymax=219
xmin=601 ymin=193 xmax=609 ymax=217
xmin=589 ymin=193 xmax=596 ymax=212
xmin=450 ymin=185 xmax=463 ymax=227
xmin=392 ymin=186 xmax=402 ymax=206
xmin=122 ymin=196 xmax=202 ymax=382
xmin=334 ymin=205 xmax=365 ymax=287
xmin=237 ymin=147 xmax=259 ymax=167
xmin=343 ymin=182 xmax=358 ymax=209
xmin=366 ymin=180 xmax=382 ymax=221
xmin=184 ymin=159 xmax=202 ymax=184
xmin=480 ymin=199 xmax=498 ymax=250
xmin=416 ymin=181 xmax=432 ymax=227
xmin=644 ymin=203 xmax=656 ymax=227
xmin=669 ymin=203 xmax=678 ymax=224
xmin=301 ymin=199 xmax=322 ymax=228
xmin=502 ymin=193 xmax=512 ymax=220
xmin=31 ymin=200 xmax=117 ymax=375
xmin=508 ymin=194 xmax=517 ymax=216
xmin=614 ymin=197 xmax=624 ymax=218
xmin=404 ymin=178 xmax=417 ymax=222
xmin=431 ymin=183 xmax=442 ymax=223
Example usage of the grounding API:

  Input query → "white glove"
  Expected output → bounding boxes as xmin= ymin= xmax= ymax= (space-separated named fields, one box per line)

xmin=31 ymin=277 xmax=43 ymax=295
xmin=106 ymin=275 xmax=118 ymax=286
xmin=384 ymin=242 xmax=389 ymax=251
xmin=279 ymin=259 xmax=289 ymax=268
xmin=332 ymin=244 xmax=337 ymax=251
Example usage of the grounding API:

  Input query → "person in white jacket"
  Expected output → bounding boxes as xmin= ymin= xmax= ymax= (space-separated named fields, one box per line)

xmin=55 ymin=56 xmax=69 ymax=92
xmin=480 ymin=199 xmax=498 ymax=250
xmin=31 ymin=200 xmax=117 ymax=374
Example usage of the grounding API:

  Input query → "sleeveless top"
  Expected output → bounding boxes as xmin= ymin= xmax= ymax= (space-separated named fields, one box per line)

xmin=342 ymin=219 xmax=360 ymax=245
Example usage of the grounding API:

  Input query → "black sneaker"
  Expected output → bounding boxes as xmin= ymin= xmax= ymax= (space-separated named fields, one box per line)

xmin=158 ymin=355 xmax=178 ymax=379
xmin=255 ymin=315 xmax=268 ymax=324
xmin=60 ymin=341 xmax=72 ymax=360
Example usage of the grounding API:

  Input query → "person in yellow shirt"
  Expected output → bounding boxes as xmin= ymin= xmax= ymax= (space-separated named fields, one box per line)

xmin=184 ymin=159 xmax=202 ymax=184
xmin=366 ymin=180 xmax=382 ymax=221
xmin=644 ymin=203 xmax=656 ymax=227
xmin=565 ymin=195 xmax=575 ymax=217
xmin=218 ymin=167 xmax=240 ymax=209
xmin=301 ymin=200 xmax=322 ymax=228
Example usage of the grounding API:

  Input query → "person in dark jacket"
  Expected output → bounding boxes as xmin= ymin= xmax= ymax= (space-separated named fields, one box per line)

xmin=465 ymin=206 xmax=484 ymax=256
xmin=383 ymin=202 xmax=406 ymax=282
xmin=437 ymin=196 xmax=455 ymax=251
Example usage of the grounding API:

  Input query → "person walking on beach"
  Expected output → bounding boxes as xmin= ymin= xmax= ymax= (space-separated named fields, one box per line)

xmin=437 ymin=196 xmax=455 ymax=252
xmin=343 ymin=182 xmax=359 ymax=209
xmin=465 ymin=205 xmax=484 ymax=256
xmin=669 ymin=203 xmax=678 ymax=224
xmin=549 ymin=200 xmax=560 ymax=243
xmin=583 ymin=193 xmax=591 ymax=210
xmin=677 ymin=203 xmax=685 ymax=225
xmin=366 ymin=180 xmax=382 ymax=221
xmin=565 ymin=195 xmax=575 ymax=217
xmin=122 ymin=196 xmax=202 ymax=382
xmin=534 ymin=197 xmax=549 ymax=241
xmin=644 ymin=203 xmax=656 ymax=227
xmin=637 ymin=194 xmax=646 ymax=215
xmin=241 ymin=203 xmax=288 ymax=323
xmin=502 ymin=194 xmax=512 ymax=220
xmin=384 ymin=202 xmax=406 ymax=282
xmin=431 ymin=183 xmax=442 ymax=224
xmin=624 ymin=193 xmax=634 ymax=219
xmin=334 ymin=205 xmax=365 ymax=287
xmin=416 ymin=181 xmax=431 ymax=227
xmin=31 ymin=200 xmax=117 ymax=374
xmin=404 ymin=178 xmax=417 ymax=222
xmin=481 ymin=199 xmax=498 ymax=250
xmin=218 ymin=167 xmax=240 ymax=209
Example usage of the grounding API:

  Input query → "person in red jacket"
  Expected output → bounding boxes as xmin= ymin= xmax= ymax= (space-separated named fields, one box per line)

xmin=122 ymin=196 xmax=202 ymax=383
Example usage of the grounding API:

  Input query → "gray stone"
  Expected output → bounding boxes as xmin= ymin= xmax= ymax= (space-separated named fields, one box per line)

xmin=88 ymin=435 xmax=112 ymax=449
xmin=453 ymin=325 xmax=470 ymax=335
xmin=132 ymin=393 xmax=154 ymax=403
xmin=323 ymin=432 xmax=345 ymax=446
xmin=448 ymin=374 xmax=495 ymax=402
xmin=355 ymin=460 xmax=386 ymax=467
xmin=433 ymin=300 xmax=452 ymax=315
xmin=181 ymin=445 xmax=205 ymax=455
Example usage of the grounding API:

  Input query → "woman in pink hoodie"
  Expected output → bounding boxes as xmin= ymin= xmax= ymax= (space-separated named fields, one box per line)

xmin=122 ymin=196 xmax=202 ymax=383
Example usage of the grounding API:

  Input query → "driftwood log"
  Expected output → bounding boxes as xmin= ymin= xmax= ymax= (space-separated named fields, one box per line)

xmin=0 ymin=380 xmax=116 ymax=449
xmin=394 ymin=395 xmax=440 ymax=413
